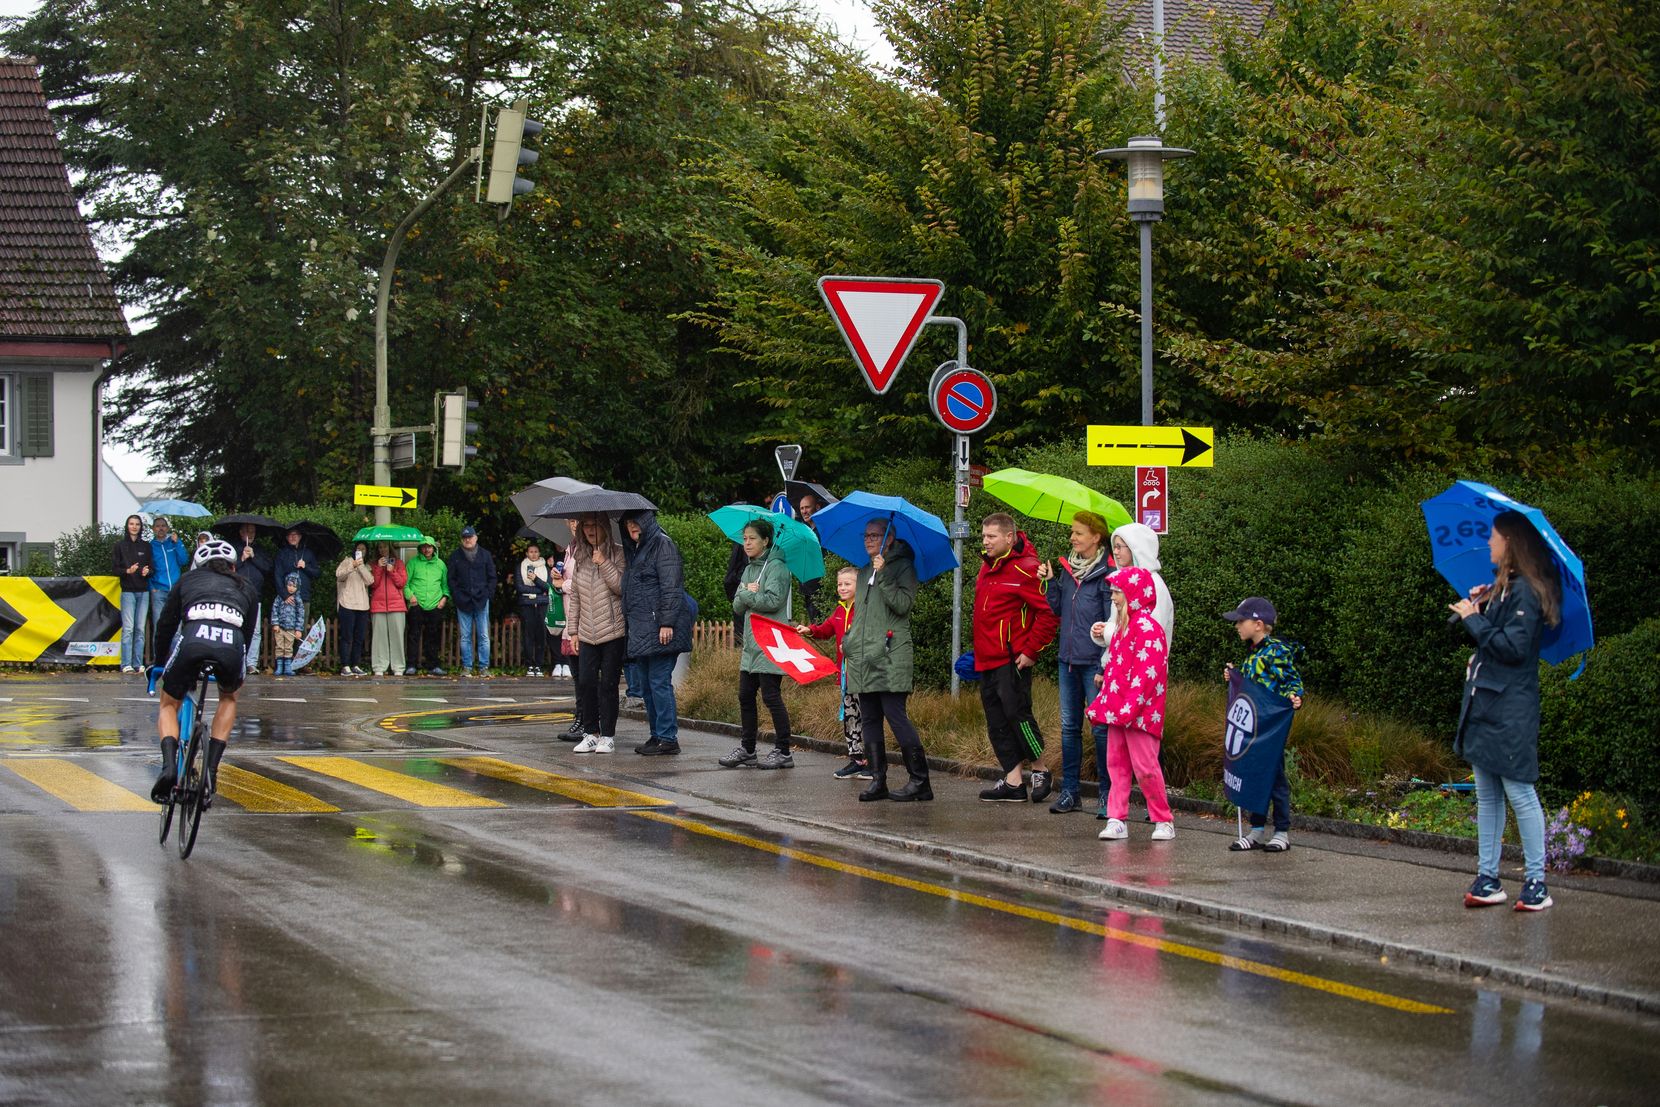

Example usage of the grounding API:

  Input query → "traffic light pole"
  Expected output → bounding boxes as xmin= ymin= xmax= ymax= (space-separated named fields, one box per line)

xmin=372 ymin=151 xmax=480 ymax=525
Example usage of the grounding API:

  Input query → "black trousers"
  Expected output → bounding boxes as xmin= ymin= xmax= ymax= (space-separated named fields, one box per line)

xmin=519 ymin=604 xmax=547 ymax=668
xmin=337 ymin=607 xmax=369 ymax=669
xmin=738 ymin=670 xmax=791 ymax=752
xmin=408 ymin=605 xmax=444 ymax=670
xmin=576 ymin=637 xmax=626 ymax=736
xmin=980 ymin=661 xmax=1044 ymax=772
xmin=858 ymin=691 xmax=922 ymax=754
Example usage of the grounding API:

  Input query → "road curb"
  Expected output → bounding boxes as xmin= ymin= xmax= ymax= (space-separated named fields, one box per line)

xmin=645 ymin=711 xmax=1660 ymax=887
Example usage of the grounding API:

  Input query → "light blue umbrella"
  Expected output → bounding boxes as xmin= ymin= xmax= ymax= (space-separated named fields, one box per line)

xmin=707 ymin=505 xmax=825 ymax=582
xmin=1420 ymin=480 xmax=1592 ymax=676
xmin=140 ymin=498 xmax=212 ymax=518
xmin=811 ymin=491 xmax=958 ymax=583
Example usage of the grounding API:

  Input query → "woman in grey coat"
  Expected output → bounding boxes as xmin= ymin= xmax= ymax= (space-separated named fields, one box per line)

xmin=720 ymin=519 xmax=795 ymax=770
xmin=1450 ymin=511 xmax=1563 ymax=913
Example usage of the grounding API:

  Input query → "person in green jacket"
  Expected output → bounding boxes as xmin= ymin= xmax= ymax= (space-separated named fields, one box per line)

xmin=719 ymin=519 xmax=797 ymax=770
xmin=403 ymin=538 xmax=450 ymax=675
xmin=842 ymin=525 xmax=930 ymax=802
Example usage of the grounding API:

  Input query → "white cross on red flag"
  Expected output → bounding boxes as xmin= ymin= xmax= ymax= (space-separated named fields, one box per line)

xmin=748 ymin=615 xmax=840 ymax=684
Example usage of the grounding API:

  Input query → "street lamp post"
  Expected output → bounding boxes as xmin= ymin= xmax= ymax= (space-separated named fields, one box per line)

xmin=1097 ymin=135 xmax=1193 ymax=426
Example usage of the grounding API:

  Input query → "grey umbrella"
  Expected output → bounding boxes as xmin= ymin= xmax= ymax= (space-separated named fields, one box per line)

xmin=536 ymin=488 xmax=656 ymax=518
xmin=784 ymin=480 xmax=839 ymax=512
xmin=510 ymin=477 xmax=606 ymax=547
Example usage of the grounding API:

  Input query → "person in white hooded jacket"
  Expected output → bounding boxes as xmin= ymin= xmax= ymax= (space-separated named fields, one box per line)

xmin=1089 ymin=523 xmax=1174 ymax=819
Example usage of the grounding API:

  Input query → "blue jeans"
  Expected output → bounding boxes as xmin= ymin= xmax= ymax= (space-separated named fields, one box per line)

xmin=246 ymin=608 xmax=262 ymax=672
xmin=1057 ymin=661 xmax=1109 ymax=796
xmin=625 ymin=660 xmax=644 ymax=699
xmin=1473 ymin=765 xmax=1546 ymax=881
xmin=457 ymin=602 xmax=490 ymax=670
xmin=639 ymin=653 xmax=678 ymax=745
xmin=119 ymin=590 xmax=149 ymax=669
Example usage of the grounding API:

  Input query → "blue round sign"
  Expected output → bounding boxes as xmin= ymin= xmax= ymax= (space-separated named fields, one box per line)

xmin=930 ymin=364 xmax=997 ymax=434
xmin=769 ymin=492 xmax=794 ymax=517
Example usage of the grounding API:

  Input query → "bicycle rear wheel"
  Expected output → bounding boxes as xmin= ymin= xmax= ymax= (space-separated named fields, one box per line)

xmin=177 ymin=683 xmax=209 ymax=859
xmin=158 ymin=696 xmax=193 ymax=846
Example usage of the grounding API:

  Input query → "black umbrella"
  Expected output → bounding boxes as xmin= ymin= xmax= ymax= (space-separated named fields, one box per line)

xmin=535 ymin=489 xmax=656 ymax=517
xmin=785 ymin=480 xmax=839 ymax=512
xmin=211 ymin=513 xmax=285 ymax=542
xmin=283 ymin=519 xmax=343 ymax=560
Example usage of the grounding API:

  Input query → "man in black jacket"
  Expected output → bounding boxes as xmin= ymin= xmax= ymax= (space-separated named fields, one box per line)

xmin=233 ymin=523 xmax=273 ymax=675
xmin=447 ymin=526 xmax=498 ymax=676
xmin=621 ymin=510 xmax=694 ymax=756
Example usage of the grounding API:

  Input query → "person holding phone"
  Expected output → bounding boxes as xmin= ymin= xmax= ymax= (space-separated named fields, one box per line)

xmin=368 ymin=542 xmax=408 ymax=676
xmin=335 ymin=542 xmax=374 ymax=675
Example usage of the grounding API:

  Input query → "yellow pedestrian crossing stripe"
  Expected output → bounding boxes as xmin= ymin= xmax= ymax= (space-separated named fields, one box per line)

xmin=437 ymin=756 xmax=671 ymax=808
xmin=3 ymin=758 xmax=153 ymax=812
xmin=216 ymin=764 xmax=341 ymax=813
xmin=277 ymin=756 xmax=505 ymax=808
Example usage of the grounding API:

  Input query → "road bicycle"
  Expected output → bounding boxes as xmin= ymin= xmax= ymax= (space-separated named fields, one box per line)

xmin=146 ymin=663 xmax=215 ymax=859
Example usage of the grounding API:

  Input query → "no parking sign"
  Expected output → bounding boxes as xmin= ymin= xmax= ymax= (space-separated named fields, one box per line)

xmin=928 ymin=361 xmax=997 ymax=435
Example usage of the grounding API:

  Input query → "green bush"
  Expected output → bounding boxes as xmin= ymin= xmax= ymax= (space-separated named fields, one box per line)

xmin=658 ymin=512 xmax=738 ymax=623
xmin=48 ymin=524 xmax=121 ymax=576
xmin=1539 ymin=618 xmax=1660 ymax=814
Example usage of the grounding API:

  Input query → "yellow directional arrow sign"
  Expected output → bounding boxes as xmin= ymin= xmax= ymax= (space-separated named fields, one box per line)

xmin=353 ymin=484 xmax=419 ymax=509
xmin=1087 ymin=426 xmax=1215 ymax=468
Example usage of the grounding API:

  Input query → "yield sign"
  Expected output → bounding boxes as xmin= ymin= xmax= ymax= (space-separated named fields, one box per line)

xmin=818 ymin=276 xmax=944 ymax=395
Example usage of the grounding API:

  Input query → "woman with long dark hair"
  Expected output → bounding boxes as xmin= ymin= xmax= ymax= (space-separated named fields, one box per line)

xmin=1450 ymin=511 xmax=1563 ymax=913
xmin=112 ymin=514 xmax=153 ymax=672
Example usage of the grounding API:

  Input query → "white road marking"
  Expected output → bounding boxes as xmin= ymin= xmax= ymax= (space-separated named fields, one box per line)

xmin=261 ymin=697 xmax=308 ymax=703
xmin=330 ymin=697 xmax=380 ymax=703
xmin=406 ymin=697 xmax=448 ymax=703
xmin=471 ymin=697 xmax=519 ymax=702
xmin=42 ymin=697 xmax=90 ymax=703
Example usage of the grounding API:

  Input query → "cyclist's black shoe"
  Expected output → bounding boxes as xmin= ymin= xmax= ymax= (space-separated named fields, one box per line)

xmin=152 ymin=737 xmax=179 ymax=803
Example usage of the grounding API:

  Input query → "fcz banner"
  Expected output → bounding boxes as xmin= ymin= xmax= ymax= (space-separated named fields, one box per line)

xmin=747 ymin=614 xmax=839 ymax=684
xmin=1221 ymin=668 xmax=1296 ymax=813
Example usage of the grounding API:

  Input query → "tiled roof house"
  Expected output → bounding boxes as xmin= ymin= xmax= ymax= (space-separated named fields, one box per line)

xmin=1116 ymin=0 xmax=1272 ymax=65
xmin=1 ymin=56 xmax=130 ymax=570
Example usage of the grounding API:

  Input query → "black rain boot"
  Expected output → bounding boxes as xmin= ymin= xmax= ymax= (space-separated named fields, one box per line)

xmin=890 ymin=746 xmax=933 ymax=802
xmin=858 ymin=742 xmax=889 ymax=802
xmin=151 ymin=737 xmax=179 ymax=803
xmin=203 ymin=738 xmax=227 ymax=807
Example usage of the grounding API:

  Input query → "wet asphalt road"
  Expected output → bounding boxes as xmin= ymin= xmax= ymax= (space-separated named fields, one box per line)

xmin=3 ymin=674 xmax=1659 ymax=1105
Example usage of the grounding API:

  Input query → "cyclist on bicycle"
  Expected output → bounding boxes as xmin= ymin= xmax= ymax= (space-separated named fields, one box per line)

xmin=150 ymin=538 xmax=260 ymax=803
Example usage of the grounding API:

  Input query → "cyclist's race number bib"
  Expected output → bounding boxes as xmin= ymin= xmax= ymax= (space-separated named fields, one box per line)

xmin=185 ymin=602 xmax=245 ymax=628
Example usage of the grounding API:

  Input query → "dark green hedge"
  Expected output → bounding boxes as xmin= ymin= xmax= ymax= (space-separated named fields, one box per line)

xmin=1540 ymin=618 xmax=1660 ymax=813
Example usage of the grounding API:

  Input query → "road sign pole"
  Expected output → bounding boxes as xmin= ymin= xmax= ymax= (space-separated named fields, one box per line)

xmin=925 ymin=315 xmax=971 ymax=698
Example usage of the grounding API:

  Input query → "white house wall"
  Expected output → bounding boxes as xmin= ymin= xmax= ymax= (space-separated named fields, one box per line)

xmin=0 ymin=365 xmax=98 ymax=546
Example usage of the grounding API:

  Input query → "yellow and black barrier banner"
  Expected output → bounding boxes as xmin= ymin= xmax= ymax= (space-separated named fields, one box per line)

xmin=0 ymin=576 xmax=121 ymax=665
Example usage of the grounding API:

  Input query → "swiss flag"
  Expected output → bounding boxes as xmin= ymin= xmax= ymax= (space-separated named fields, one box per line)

xmin=749 ymin=615 xmax=840 ymax=684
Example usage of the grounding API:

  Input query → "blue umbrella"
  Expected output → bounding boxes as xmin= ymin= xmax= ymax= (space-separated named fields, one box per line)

xmin=1420 ymin=480 xmax=1593 ymax=675
xmin=140 ymin=498 xmax=212 ymax=518
xmin=812 ymin=491 xmax=959 ymax=583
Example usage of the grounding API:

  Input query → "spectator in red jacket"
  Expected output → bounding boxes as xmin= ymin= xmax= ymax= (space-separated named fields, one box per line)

xmin=368 ymin=543 xmax=409 ymax=677
xmin=973 ymin=512 xmax=1060 ymax=802
xmin=797 ymin=565 xmax=865 ymax=779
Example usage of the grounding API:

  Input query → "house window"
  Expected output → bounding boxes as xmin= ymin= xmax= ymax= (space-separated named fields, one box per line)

xmin=0 ymin=372 xmax=53 ymax=458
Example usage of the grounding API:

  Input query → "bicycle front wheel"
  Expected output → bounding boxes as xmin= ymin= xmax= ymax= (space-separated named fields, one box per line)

xmin=178 ymin=732 xmax=205 ymax=859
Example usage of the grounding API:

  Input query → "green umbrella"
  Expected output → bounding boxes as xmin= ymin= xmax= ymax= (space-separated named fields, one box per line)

xmin=981 ymin=468 xmax=1133 ymax=531
xmin=352 ymin=524 xmax=425 ymax=545
xmin=707 ymin=504 xmax=825 ymax=583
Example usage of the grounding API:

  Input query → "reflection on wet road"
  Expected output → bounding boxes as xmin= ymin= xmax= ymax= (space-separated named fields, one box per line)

xmin=3 ymin=682 xmax=1660 ymax=1103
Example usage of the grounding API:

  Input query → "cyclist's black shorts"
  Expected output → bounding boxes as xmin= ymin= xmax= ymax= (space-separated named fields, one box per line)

xmin=160 ymin=623 xmax=247 ymax=699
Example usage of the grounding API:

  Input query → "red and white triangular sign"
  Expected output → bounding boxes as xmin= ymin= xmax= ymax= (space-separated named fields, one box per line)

xmin=818 ymin=276 xmax=945 ymax=395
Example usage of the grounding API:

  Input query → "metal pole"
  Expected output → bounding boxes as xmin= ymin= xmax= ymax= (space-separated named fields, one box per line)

xmin=945 ymin=318 xmax=970 ymax=697
xmin=1138 ymin=217 xmax=1155 ymax=426
xmin=1152 ymin=0 xmax=1166 ymax=131
xmin=373 ymin=153 xmax=479 ymax=525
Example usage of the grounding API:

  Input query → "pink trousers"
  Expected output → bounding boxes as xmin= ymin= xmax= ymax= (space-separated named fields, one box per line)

xmin=1105 ymin=725 xmax=1173 ymax=822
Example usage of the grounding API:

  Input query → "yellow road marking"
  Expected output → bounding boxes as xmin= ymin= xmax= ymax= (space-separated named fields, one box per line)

xmin=631 ymin=810 xmax=1452 ymax=1016
xmin=216 ymin=765 xmax=340 ymax=813
xmin=437 ymin=756 xmax=671 ymax=808
xmin=277 ymin=756 xmax=504 ymax=808
xmin=377 ymin=700 xmax=571 ymax=733
xmin=3 ymin=758 xmax=152 ymax=812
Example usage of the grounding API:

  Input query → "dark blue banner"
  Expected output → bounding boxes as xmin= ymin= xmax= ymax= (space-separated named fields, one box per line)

xmin=1222 ymin=669 xmax=1296 ymax=813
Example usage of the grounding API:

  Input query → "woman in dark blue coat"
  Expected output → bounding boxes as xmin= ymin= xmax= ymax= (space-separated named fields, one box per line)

xmin=1034 ymin=510 xmax=1115 ymax=813
xmin=1450 ymin=511 xmax=1563 ymax=913
xmin=620 ymin=510 xmax=693 ymax=755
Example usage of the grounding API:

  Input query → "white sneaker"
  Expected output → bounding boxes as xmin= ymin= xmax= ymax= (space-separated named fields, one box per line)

xmin=594 ymin=736 xmax=614 ymax=753
xmin=1098 ymin=818 xmax=1128 ymax=840
xmin=1151 ymin=821 xmax=1176 ymax=840
xmin=573 ymin=735 xmax=600 ymax=753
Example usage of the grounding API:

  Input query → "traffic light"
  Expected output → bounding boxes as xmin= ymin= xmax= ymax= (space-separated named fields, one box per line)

xmin=436 ymin=388 xmax=480 ymax=469
xmin=485 ymin=99 xmax=543 ymax=206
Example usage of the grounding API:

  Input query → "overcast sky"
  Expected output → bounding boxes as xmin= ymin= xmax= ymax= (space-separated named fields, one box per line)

xmin=0 ymin=0 xmax=891 ymax=479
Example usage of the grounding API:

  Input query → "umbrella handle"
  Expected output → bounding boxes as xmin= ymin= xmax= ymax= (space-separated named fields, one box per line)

xmin=869 ymin=518 xmax=894 ymax=586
